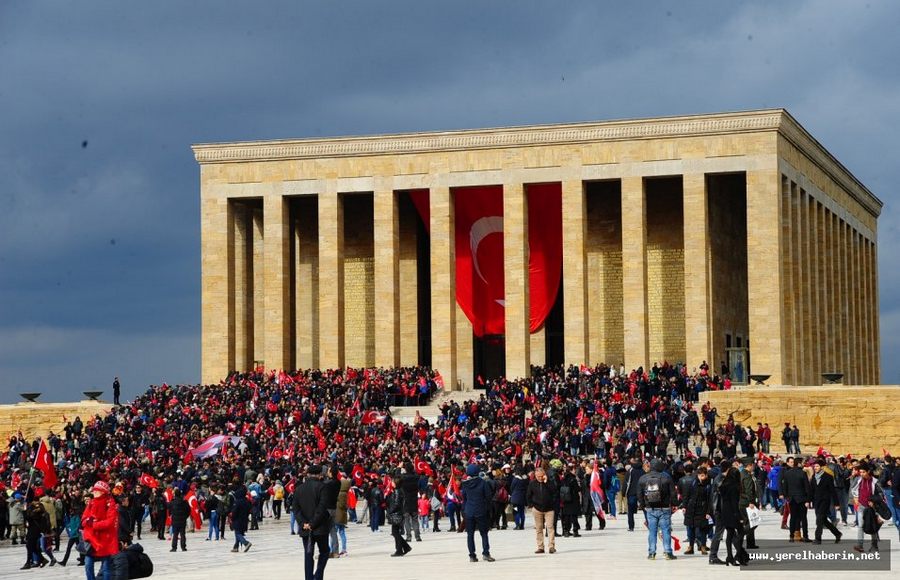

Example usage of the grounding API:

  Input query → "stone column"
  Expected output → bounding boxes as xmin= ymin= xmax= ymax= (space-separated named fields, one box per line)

xmin=860 ymin=235 xmax=870 ymax=384
xmin=503 ymin=182 xmax=530 ymax=379
xmin=798 ymin=191 xmax=811 ymax=385
xmin=530 ymin=328 xmax=546 ymax=367
xmin=621 ymin=176 xmax=649 ymax=371
xmin=825 ymin=211 xmax=836 ymax=376
xmin=294 ymin=203 xmax=319 ymax=370
xmin=263 ymin=195 xmax=291 ymax=372
xmin=847 ymin=228 xmax=857 ymax=384
xmin=561 ymin=177 xmax=589 ymax=365
xmin=839 ymin=221 xmax=850 ymax=384
xmin=430 ymin=186 xmax=457 ymax=390
xmin=851 ymin=229 xmax=866 ymax=385
xmin=200 ymin=196 xmax=234 ymax=384
xmin=398 ymin=197 xmax=419 ymax=366
xmin=682 ymin=173 xmax=712 ymax=368
xmin=869 ymin=238 xmax=881 ymax=385
xmin=812 ymin=200 xmax=823 ymax=382
xmin=252 ymin=207 xmax=265 ymax=365
xmin=374 ymin=186 xmax=400 ymax=367
xmin=318 ymin=189 xmax=345 ymax=369
xmin=746 ymin=170 xmax=785 ymax=385
xmin=456 ymin=304 xmax=472 ymax=389
xmin=233 ymin=203 xmax=251 ymax=372
xmin=780 ymin=177 xmax=796 ymax=385
xmin=789 ymin=182 xmax=802 ymax=385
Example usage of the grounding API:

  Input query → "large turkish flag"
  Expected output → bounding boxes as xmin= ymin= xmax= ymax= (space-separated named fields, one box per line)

xmin=407 ymin=185 xmax=562 ymax=337
xmin=527 ymin=183 xmax=563 ymax=333
xmin=455 ymin=185 xmax=506 ymax=336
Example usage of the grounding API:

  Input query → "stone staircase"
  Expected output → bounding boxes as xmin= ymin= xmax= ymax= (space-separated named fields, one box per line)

xmin=390 ymin=387 xmax=475 ymax=424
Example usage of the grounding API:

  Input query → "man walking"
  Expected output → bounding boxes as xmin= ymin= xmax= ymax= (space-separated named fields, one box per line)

xmin=460 ymin=464 xmax=495 ymax=562
xmin=638 ymin=459 xmax=678 ymax=560
xmin=526 ymin=467 xmax=557 ymax=554
xmin=811 ymin=459 xmax=842 ymax=544
xmin=780 ymin=456 xmax=811 ymax=542
xmin=168 ymin=488 xmax=189 ymax=552
xmin=294 ymin=465 xmax=332 ymax=580
xmin=624 ymin=460 xmax=642 ymax=532
xmin=400 ymin=464 xmax=421 ymax=543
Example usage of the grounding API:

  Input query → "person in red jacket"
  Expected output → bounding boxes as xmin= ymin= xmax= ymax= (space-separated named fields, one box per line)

xmin=82 ymin=480 xmax=120 ymax=580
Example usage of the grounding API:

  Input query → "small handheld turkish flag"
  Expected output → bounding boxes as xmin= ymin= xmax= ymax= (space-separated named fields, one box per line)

xmin=33 ymin=440 xmax=57 ymax=489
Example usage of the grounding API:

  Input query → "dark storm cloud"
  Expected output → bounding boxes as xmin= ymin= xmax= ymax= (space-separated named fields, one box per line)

xmin=1 ymin=0 xmax=897 ymax=402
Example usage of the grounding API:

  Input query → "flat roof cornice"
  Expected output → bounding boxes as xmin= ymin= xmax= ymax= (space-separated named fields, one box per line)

xmin=192 ymin=109 xmax=881 ymax=217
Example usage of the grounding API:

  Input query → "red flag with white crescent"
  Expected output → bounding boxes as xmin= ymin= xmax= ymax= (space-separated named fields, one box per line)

xmin=454 ymin=185 xmax=505 ymax=336
xmin=139 ymin=473 xmax=159 ymax=489
xmin=33 ymin=440 xmax=58 ymax=489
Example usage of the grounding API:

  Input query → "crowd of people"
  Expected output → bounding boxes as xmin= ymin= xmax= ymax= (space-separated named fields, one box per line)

xmin=0 ymin=362 xmax=897 ymax=578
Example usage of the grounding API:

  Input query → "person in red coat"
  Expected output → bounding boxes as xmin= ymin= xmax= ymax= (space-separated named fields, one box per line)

xmin=82 ymin=480 xmax=120 ymax=580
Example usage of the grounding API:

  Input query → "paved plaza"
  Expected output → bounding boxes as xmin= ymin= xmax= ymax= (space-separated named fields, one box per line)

xmin=1 ymin=507 xmax=895 ymax=579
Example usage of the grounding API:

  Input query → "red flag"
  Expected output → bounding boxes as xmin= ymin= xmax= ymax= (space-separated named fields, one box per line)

xmin=33 ymin=440 xmax=57 ymax=489
xmin=139 ymin=473 xmax=159 ymax=489
xmin=351 ymin=464 xmax=365 ymax=487
xmin=527 ymin=183 xmax=562 ymax=331
xmin=415 ymin=457 xmax=434 ymax=478
xmin=382 ymin=474 xmax=395 ymax=496
xmin=454 ymin=185 xmax=505 ymax=336
xmin=447 ymin=473 xmax=461 ymax=497
xmin=361 ymin=410 xmax=386 ymax=425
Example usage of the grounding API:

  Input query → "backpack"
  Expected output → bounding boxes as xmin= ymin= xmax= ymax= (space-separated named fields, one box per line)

xmin=125 ymin=549 xmax=154 ymax=579
xmin=643 ymin=481 xmax=662 ymax=505
xmin=559 ymin=485 xmax=573 ymax=503
xmin=493 ymin=485 xmax=509 ymax=504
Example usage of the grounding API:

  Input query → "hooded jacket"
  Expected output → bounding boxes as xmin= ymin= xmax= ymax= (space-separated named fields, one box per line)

xmin=82 ymin=494 xmax=120 ymax=558
xmin=637 ymin=459 xmax=677 ymax=509
xmin=460 ymin=476 xmax=493 ymax=518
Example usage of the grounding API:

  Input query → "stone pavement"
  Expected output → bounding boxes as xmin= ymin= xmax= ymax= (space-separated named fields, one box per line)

xmin=1 ymin=508 xmax=896 ymax=579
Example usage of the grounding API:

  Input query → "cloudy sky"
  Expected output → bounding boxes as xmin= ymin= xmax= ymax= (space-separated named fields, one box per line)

xmin=1 ymin=1 xmax=897 ymax=403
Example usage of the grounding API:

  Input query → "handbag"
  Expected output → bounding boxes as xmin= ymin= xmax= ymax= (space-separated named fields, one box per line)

xmin=870 ymin=483 xmax=893 ymax=521
xmin=76 ymin=538 xmax=93 ymax=555
xmin=745 ymin=506 xmax=762 ymax=529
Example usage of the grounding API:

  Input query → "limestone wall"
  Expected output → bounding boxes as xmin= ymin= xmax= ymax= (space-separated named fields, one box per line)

xmin=343 ymin=194 xmax=375 ymax=368
xmin=699 ymin=385 xmax=899 ymax=456
xmin=0 ymin=401 xmax=112 ymax=444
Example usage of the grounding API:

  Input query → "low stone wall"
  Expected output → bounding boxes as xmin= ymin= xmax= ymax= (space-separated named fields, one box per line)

xmin=698 ymin=385 xmax=899 ymax=457
xmin=0 ymin=401 xmax=112 ymax=443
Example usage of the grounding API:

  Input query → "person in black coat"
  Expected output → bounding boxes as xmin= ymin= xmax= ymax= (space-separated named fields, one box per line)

xmin=230 ymin=485 xmax=252 ymax=552
xmin=509 ymin=470 xmax=529 ymax=530
xmin=117 ymin=495 xmax=134 ymax=545
xmin=386 ymin=476 xmax=411 ymax=557
xmin=167 ymin=488 xmax=190 ymax=552
xmin=718 ymin=464 xmax=745 ymax=565
xmin=560 ymin=465 xmax=582 ymax=537
xmin=779 ymin=456 xmax=811 ymax=541
xmin=293 ymin=466 xmax=332 ymax=580
xmin=623 ymin=461 xmax=643 ymax=532
xmin=683 ymin=466 xmax=713 ymax=554
xmin=400 ymin=467 xmax=421 ymax=542
xmin=811 ymin=459 xmax=842 ymax=544
xmin=460 ymin=464 xmax=495 ymax=562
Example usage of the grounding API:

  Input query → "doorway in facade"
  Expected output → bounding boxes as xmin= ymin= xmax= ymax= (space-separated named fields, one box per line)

xmin=473 ymin=334 xmax=505 ymax=387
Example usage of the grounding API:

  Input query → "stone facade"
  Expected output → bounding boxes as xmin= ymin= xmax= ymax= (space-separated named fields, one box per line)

xmin=699 ymin=386 xmax=900 ymax=456
xmin=0 ymin=401 xmax=112 ymax=445
xmin=194 ymin=109 xmax=882 ymax=388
